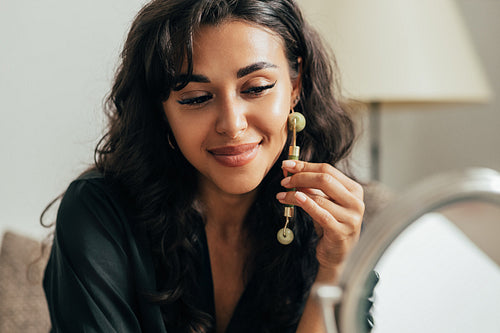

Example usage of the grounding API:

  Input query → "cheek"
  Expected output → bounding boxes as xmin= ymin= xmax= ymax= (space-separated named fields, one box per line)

xmin=262 ymin=95 xmax=290 ymax=140
xmin=163 ymin=103 xmax=206 ymax=154
xmin=170 ymin=118 xmax=207 ymax=153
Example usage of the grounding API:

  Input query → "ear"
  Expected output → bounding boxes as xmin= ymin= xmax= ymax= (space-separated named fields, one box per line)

xmin=290 ymin=57 xmax=303 ymax=107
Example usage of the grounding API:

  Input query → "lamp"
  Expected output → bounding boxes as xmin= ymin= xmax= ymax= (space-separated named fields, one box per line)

xmin=301 ymin=0 xmax=492 ymax=179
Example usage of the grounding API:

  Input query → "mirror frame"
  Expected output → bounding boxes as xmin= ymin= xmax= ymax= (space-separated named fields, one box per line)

xmin=320 ymin=168 xmax=500 ymax=332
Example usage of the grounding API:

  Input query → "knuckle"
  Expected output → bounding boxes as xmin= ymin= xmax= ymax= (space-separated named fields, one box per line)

xmin=354 ymin=197 xmax=365 ymax=214
xmin=319 ymin=163 xmax=332 ymax=174
xmin=319 ymin=173 xmax=334 ymax=185
xmin=343 ymin=215 xmax=356 ymax=228
xmin=318 ymin=210 xmax=332 ymax=225
xmin=313 ymin=195 xmax=328 ymax=207
xmin=297 ymin=160 xmax=307 ymax=172
xmin=344 ymin=189 xmax=364 ymax=212
xmin=359 ymin=199 xmax=366 ymax=214
xmin=344 ymin=208 xmax=364 ymax=228
xmin=353 ymin=182 xmax=364 ymax=197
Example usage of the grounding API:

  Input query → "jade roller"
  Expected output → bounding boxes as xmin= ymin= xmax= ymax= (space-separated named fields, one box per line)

xmin=277 ymin=110 xmax=306 ymax=245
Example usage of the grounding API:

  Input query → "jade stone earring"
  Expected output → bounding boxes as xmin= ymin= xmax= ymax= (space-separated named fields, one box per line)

xmin=277 ymin=107 xmax=306 ymax=245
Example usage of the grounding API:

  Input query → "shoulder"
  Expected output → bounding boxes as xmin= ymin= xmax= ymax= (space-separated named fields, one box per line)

xmin=45 ymin=172 xmax=162 ymax=331
xmin=55 ymin=170 xmax=131 ymax=258
xmin=59 ymin=170 xmax=124 ymax=218
xmin=62 ymin=170 xmax=118 ymax=204
xmin=58 ymin=171 xmax=124 ymax=226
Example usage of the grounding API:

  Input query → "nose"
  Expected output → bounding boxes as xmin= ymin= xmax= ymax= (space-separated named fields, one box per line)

xmin=215 ymin=96 xmax=248 ymax=138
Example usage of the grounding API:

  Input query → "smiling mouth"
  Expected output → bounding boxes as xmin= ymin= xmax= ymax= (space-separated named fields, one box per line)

xmin=208 ymin=142 xmax=261 ymax=167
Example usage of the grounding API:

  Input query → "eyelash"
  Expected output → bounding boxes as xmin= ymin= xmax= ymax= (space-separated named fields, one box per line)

xmin=242 ymin=81 xmax=277 ymax=95
xmin=177 ymin=81 xmax=277 ymax=106
xmin=178 ymin=95 xmax=212 ymax=105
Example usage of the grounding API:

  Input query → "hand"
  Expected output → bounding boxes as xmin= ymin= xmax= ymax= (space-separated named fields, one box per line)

xmin=276 ymin=160 xmax=365 ymax=282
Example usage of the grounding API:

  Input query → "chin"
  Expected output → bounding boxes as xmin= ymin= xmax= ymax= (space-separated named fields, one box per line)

xmin=214 ymin=173 xmax=264 ymax=196
xmin=219 ymin=181 xmax=260 ymax=196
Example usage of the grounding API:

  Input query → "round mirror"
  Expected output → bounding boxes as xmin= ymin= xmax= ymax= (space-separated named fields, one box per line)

xmin=315 ymin=168 xmax=500 ymax=333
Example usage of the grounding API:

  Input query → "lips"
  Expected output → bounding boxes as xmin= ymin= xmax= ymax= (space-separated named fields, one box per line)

xmin=208 ymin=142 xmax=260 ymax=167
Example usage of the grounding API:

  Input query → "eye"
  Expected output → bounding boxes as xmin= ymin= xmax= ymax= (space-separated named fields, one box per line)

xmin=242 ymin=81 xmax=277 ymax=96
xmin=177 ymin=93 xmax=213 ymax=105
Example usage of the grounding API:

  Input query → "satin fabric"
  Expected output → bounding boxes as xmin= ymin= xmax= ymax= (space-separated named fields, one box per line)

xmin=43 ymin=172 xmax=297 ymax=332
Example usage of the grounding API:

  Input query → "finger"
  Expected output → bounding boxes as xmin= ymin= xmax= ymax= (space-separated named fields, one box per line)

xmin=301 ymin=187 xmax=327 ymax=198
xmin=281 ymin=172 xmax=361 ymax=209
xmin=282 ymin=160 xmax=362 ymax=196
xmin=276 ymin=191 xmax=362 ymax=229
xmin=308 ymin=193 xmax=363 ymax=228
xmin=292 ymin=191 xmax=351 ymax=240
xmin=277 ymin=190 xmax=345 ymax=236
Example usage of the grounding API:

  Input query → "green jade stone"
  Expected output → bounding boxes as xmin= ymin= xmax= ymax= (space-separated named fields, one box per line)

xmin=288 ymin=112 xmax=306 ymax=132
xmin=277 ymin=227 xmax=294 ymax=245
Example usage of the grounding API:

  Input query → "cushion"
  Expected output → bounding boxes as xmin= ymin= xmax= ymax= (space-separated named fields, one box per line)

xmin=0 ymin=231 xmax=51 ymax=332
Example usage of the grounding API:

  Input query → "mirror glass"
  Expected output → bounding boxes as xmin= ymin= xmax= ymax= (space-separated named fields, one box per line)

xmin=370 ymin=200 xmax=500 ymax=332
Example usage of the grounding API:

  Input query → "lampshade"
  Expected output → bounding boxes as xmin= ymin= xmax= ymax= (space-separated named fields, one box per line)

xmin=301 ymin=0 xmax=492 ymax=103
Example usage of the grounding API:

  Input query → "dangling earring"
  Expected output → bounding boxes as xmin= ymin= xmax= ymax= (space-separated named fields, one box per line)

xmin=277 ymin=107 xmax=306 ymax=245
xmin=167 ymin=132 xmax=177 ymax=150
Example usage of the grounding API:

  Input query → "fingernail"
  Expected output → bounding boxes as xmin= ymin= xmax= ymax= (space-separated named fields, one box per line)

xmin=281 ymin=177 xmax=291 ymax=186
xmin=282 ymin=160 xmax=296 ymax=168
xmin=276 ymin=192 xmax=286 ymax=200
xmin=295 ymin=191 xmax=307 ymax=203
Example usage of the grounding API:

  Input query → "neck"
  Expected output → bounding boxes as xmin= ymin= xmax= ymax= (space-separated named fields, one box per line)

xmin=199 ymin=183 xmax=257 ymax=244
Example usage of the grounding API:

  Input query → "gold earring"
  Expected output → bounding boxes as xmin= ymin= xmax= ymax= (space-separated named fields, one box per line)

xmin=167 ymin=132 xmax=177 ymax=150
xmin=277 ymin=108 xmax=306 ymax=245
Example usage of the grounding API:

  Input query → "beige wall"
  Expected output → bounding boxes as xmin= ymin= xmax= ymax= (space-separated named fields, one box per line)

xmin=0 ymin=0 xmax=145 ymax=239
xmin=301 ymin=0 xmax=500 ymax=190
xmin=1 ymin=0 xmax=498 ymax=239
xmin=379 ymin=0 xmax=500 ymax=190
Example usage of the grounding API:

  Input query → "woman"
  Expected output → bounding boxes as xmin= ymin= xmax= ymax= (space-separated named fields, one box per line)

xmin=43 ymin=0 xmax=364 ymax=332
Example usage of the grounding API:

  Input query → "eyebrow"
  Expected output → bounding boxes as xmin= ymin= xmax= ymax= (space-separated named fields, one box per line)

xmin=236 ymin=61 xmax=278 ymax=78
xmin=173 ymin=73 xmax=210 ymax=87
xmin=173 ymin=61 xmax=278 ymax=89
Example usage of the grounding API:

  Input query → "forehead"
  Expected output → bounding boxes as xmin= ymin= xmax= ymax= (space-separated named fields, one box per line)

xmin=186 ymin=20 xmax=288 ymax=74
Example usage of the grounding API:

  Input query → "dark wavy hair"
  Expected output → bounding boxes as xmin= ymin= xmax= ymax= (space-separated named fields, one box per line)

xmin=58 ymin=0 xmax=355 ymax=331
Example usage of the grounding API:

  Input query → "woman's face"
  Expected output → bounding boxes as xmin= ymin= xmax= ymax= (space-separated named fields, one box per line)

xmin=163 ymin=20 xmax=300 ymax=197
